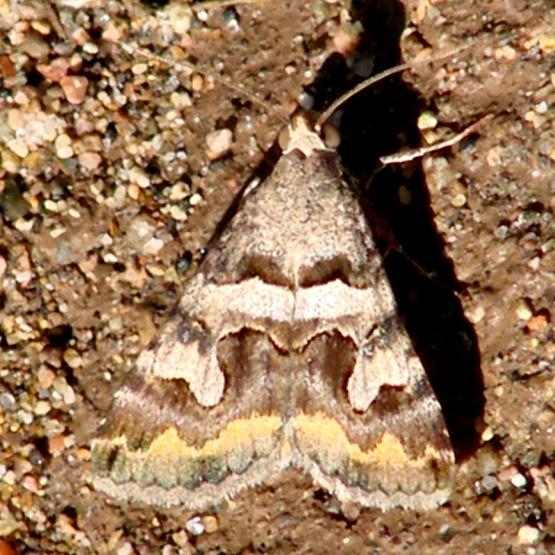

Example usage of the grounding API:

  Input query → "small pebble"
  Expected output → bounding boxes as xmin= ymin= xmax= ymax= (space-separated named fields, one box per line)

xmin=2 ymin=470 xmax=16 ymax=486
xmin=171 ymin=530 xmax=190 ymax=547
xmin=15 ymin=271 xmax=34 ymax=285
xmin=189 ymin=193 xmax=202 ymax=206
xmin=78 ymin=151 xmax=101 ymax=171
xmin=37 ymin=367 xmax=56 ymax=389
xmin=451 ymin=193 xmax=467 ymax=208
xmin=168 ymin=205 xmax=188 ymax=221
xmin=128 ymin=167 xmax=150 ymax=189
xmin=102 ymin=22 xmax=122 ymax=42
xmin=83 ymin=42 xmax=99 ymax=55
xmin=14 ymin=218 xmax=34 ymax=232
xmin=486 ymin=145 xmax=503 ymax=167
xmin=21 ymin=35 xmax=50 ymax=59
xmin=17 ymin=410 xmax=33 ymax=426
xmin=166 ymin=3 xmax=192 ymax=34
xmin=34 ymin=400 xmax=51 ymax=416
xmin=510 ymin=472 xmax=527 ymax=488
xmin=494 ymin=45 xmax=517 ymax=60
xmin=60 ymin=76 xmax=89 ymax=105
xmin=48 ymin=435 xmax=66 ymax=457
xmin=535 ymin=101 xmax=548 ymax=114
xmin=7 ymin=108 xmax=24 ymax=131
xmin=524 ymin=109 xmax=542 ymax=128
xmin=298 ymin=91 xmax=314 ymax=110
xmin=333 ymin=27 xmax=359 ymax=55
xmin=44 ymin=199 xmax=58 ymax=212
xmin=517 ymin=524 xmax=540 ymax=545
xmin=467 ymin=304 xmax=485 ymax=325
xmin=191 ymin=73 xmax=204 ymax=92
xmin=142 ymin=237 xmax=165 ymax=255
xmin=185 ymin=516 xmax=204 ymax=536
xmin=131 ymin=62 xmax=148 ymax=75
xmin=538 ymin=33 xmax=555 ymax=54
xmin=117 ymin=542 xmax=135 ymax=555
xmin=170 ymin=91 xmax=192 ymax=109
xmin=6 ymin=138 xmax=29 ymax=158
xmin=37 ymin=57 xmax=70 ymax=82
xmin=475 ymin=474 xmax=498 ymax=495
xmin=196 ymin=9 xmax=209 ymax=22
xmin=53 ymin=376 xmax=76 ymax=404
xmin=63 ymin=349 xmax=83 ymax=371
xmin=526 ymin=313 xmax=548 ymax=332
xmin=21 ymin=475 xmax=38 ymax=493
xmin=108 ymin=317 xmax=123 ymax=333
xmin=201 ymin=515 xmax=219 ymax=534
xmin=0 ymin=392 xmax=16 ymax=412
xmin=169 ymin=183 xmax=188 ymax=201
xmin=480 ymin=426 xmax=494 ymax=442
xmin=206 ymin=128 xmax=233 ymax=160
xmin=417 ymin=111 xmax=438 ymax=130
xmin=31 ymin=19 xmax=52 ymax=35
xmin=127 ymin=184 xmax=140 ymax=200
xmin=515 ymin=299 xmax=533 ymax=321
xmin=55 ymin=133 xmax=74 ymax=159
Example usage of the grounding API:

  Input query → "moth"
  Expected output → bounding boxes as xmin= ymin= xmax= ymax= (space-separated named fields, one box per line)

xmin=91 ymin=109 xmax=455 ymax=511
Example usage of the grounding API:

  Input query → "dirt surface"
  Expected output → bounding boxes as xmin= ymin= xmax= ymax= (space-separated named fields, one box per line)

xmin=0 ymin=0 xmax=554 ymax=553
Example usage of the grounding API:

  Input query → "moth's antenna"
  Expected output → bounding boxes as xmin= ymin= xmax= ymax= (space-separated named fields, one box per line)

xmin=379 ymin=114 xmax=494 ymax=166
xmin=315 ymin=45 xmax=469 ymax=131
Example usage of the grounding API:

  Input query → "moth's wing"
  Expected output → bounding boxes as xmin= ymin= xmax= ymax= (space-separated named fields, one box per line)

xmin=92 ymin=143 xmax=329 ymax=509
xmin=91 ymin=144 xmax=326 ymax=509
xmin=289 ymin=244 xmax=455 ymax=510
xmin=281 ymin=141 xmax=455 ymax=510
xmin=91 ymin=306 xmax=292 ymax=509
xmin=291 ymin=323 xmax=455 ymax=511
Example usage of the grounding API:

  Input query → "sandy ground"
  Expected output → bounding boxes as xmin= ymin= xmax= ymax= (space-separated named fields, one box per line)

xmin=0 ymin=0 xmax=554 ymax=553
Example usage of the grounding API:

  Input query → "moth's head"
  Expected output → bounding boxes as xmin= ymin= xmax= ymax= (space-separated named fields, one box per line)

xmin=278 ymin=111 xmax=340 ymax=158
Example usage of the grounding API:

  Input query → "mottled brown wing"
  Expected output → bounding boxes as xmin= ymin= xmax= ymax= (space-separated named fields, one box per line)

xmin=92 ymin=115 xmax=455 ymax=511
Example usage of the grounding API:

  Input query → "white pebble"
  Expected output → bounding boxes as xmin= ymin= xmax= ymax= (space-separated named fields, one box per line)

xmin=14 ymin=218 xmax=35 ymax=232
xmin=142 ymin=237 xmax=165 ymax=255
xmin=205 ymin=128 xmax=232 ymax=160
xmin=510 ymin=472 xmax=527 ymax=488
xmin=132 ymin=62 xmax=148 ymax=75
xmin=451 ymin=193 xmax=467 ymax=208
xmin=7 ymin=138 xmax=29 ymax=158
xmin=117 ymin=542 xmax=134 ymax=555
xmin=34 ymin=400 xmax=51 ymax=416
xmin=128 ymin=167 xmax=150 ymax=189
xmin=467 ymin=305 xmax=485 ymax=324
xmin=515 ymin=299 xmax=533 ymax=321
xmin=168 ymin=205 xmax=188 ymax=221
xmin=189 ymin=193 xmax=202 ymax=206
xmin=517 ymin=525 xmax=540 ymax=545
xmin=417 ymin=111 xmax=438 ymax=130
xmin=185 ymin=516 xmax=204 ymax=536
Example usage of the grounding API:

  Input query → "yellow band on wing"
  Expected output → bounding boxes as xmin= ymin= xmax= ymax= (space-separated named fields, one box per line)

xmin=104 ymin=414 xmax=283 ymax=458
xmin=293 ymin=412 xmax=445 ymax=469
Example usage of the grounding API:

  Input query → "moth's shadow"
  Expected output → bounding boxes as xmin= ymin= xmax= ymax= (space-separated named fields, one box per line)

xmin=307 ymin=0 xmax=484 ymax=459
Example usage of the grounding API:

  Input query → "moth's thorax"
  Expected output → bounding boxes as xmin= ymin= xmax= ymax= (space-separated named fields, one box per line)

xmin=204 ymin=120 xmax=375 ymax=289
xmin=279 ymin=112 xmax=333 ymax=157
